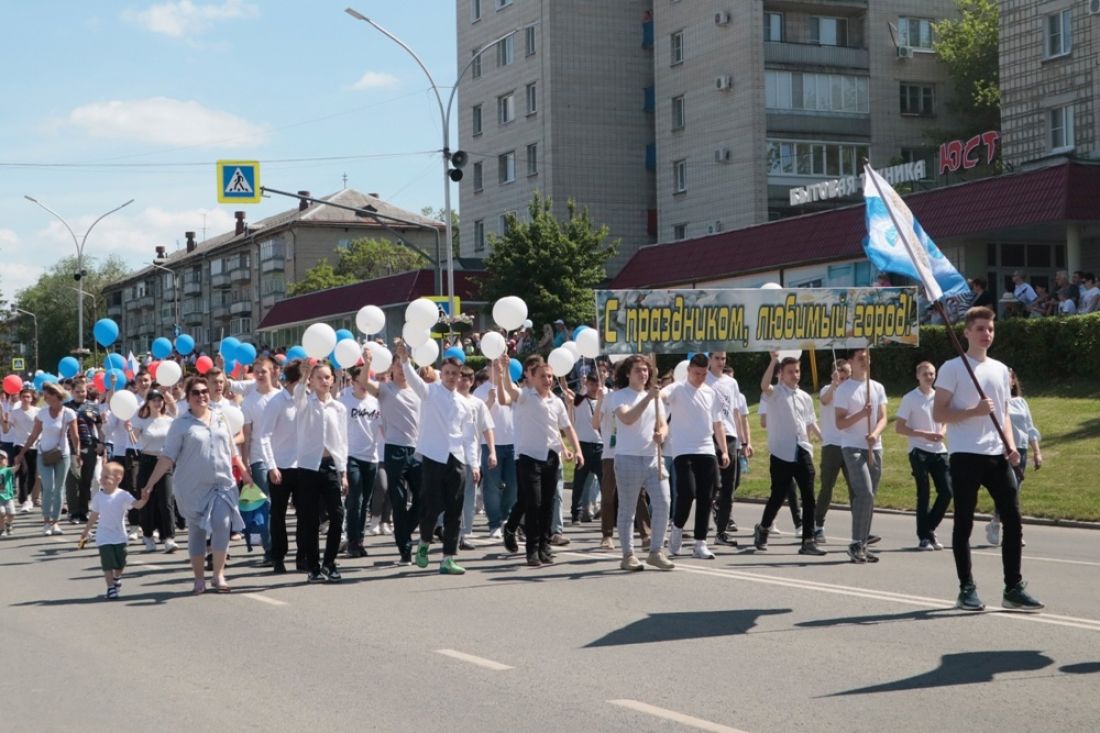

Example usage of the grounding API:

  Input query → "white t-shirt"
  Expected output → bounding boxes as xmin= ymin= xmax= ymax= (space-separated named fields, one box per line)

xmin=513 ymin=388 xmax=570 ymax=461
xmin=1059 ymin=298 xmax=1077 ymax=315
xmin=9 ymin=406 xmax=38 ymax=446
xmin=37 ymin=407 xmax=77 ymax=455
xmin=833 ymin=378 xmax=888 ymax=450
xmin=761 ymin=383 xmax=816 ymax=462
xmin=936 ymin=355 xmax=1010 ymax=456
xmin=895 ymin=387 xmax=946 ymax=453
xmin=241 ymin=388 xmax=277 ymax=464
xmin=473 ymin=381 xmax=514 ymax=445
xmin=1081 ymin=286 xmax=1100 ymax=313
xmin=818 ymin=384 xmax=842 ymax=446
xmin=704 ymin=372 xmax=742 ymax=441
xmin=131 ymin=414 xmax=173 ymax=454
xmin=607 ymin=388 xmax=658 ymax=457
xmin=573 ymin=396 xmax=601 ymax=444
xmin=339 ymin=391 xmax=384 ymax=463
xmin=90 ymin=489 xmax=135 ymax=546
xmin=377 ymin=381 xmax=420 ymax=448
xmin=661 ymin=381 xmax=721 ymax=458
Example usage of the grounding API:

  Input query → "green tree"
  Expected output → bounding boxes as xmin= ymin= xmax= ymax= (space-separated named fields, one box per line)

xmin=288 ymin=259 xmax=354 ymax=296
xmin=14 ymin=254 xmax=131 ymax=370
xmin=289 ymin=238 xmax=428 ymax=295
xmin=933 ymin=0 xmax=1000 ymax=137
xmin=480 ymin=193 xmax=618 ymax=329
xmin=421 ymin=206 xmax=460 ymax=257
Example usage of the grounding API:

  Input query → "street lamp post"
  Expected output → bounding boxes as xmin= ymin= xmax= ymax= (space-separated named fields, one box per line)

xmin=12 ymin=308 xmax=37 ymax=375
xmin=24 ymin=195 xmax=133 ymax=354
xmin=67 ymin=288 xmax=100 ymax=365
xmin=344 ymin=8 xmax=518 ymax=321
xmin=151 ymin=260 xmax=181 ymax=336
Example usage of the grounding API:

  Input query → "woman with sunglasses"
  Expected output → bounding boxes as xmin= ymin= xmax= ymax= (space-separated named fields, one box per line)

xmin=142 ymin=376 xmax=251 ymax=594
xmin=130 ymin=389 xmax=179 ymax=553
xmin=14 ymin=382 xmax=80 ymax=536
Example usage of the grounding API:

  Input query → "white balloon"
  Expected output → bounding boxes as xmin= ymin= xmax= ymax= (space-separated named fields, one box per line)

xmin=155 ymin=360 xmax=182 ymax=387
xmin=576 ymin=328 xmax=600 ymax=359
xmin=412 ymin=339 xmax=439 ymax=366
xmin=405 ymin=298 xmax=439 ymax=329
xmin=522 ymin=319 xmax=533 ymax=330
xmin=365 ymin=342 xmax=393 ymax=373
xmin=492 ymin=296 xmax=528 ymax=331
xmin=562 ymin=341 xmax=579 ymax=358
xmin=302 ymin=323 xmax=337 ymax=360
xmin=334 ymin=338 xmax=363 ymax=369
xmin=673 ymin=359 xmax=689 ymax=383
xmin=402 ymin=322 xmax=432 ymax=348
xmin=547 ymin=346 xmax=575 ymax=376
xmin=480 ymin=331 xmax=507 ymax=360
xmin=777 ymin=349 xmax=803 ymax=362
xmin=109 ymin=390 xmax=139 ymax=421
xmin=221 ymin=404 xmax=245 ymax=435
xmin=761 ymin=282 xmax=783 ymax=290
xmin=356 ymin=305 xmax=385 ymax=335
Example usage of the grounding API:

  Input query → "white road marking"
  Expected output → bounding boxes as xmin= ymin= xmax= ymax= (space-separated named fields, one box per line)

xmin=972 ymin=550 xmax=1100 ymax=568
xmin=434 ymin=648 xmax=513 ymax=671
xmin=242 ymin=593 xmax=288 ymax=607
xmin=608 ymin=699 xmax=751 ymax=733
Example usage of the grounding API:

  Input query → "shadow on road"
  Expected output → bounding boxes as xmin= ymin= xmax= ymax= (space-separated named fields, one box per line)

xmin=585 ymin=608 xmax=791 ymax=647
xmin=828 ymin=651 xmax=1055 ymax=696
xmin=796 ymin=607 xmax=958 ymax=628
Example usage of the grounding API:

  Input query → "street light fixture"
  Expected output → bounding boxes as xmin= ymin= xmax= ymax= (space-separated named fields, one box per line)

xmin=150 ymin=259 xmax=181 ymax=337
xmin=67 ymin=288 xmax=100 ymax=365
xmin=24 ymin=195 xmax=134 ymax=353
xmin=344 ymin=7 xmax=519 ymax=322
xmin=12 ymin=307 xmax=38 ymax=375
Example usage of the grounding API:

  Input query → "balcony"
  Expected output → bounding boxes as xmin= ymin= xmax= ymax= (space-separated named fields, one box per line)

xmin=767 ymin=111 xmax=871 ymax=137
xmin=127 ymin=295 xmax=154 ymax=310
xmin=183 ymin=310 xmax=204 ymax=326
xmin=183 ymin=279 xmax=203 ymax=296
xmin=230 ymin=300 xmax=252 ymax=316
xmin=210 ymin=272 xmax=230 ymax=289
xmin=764 ymin=41 xmax=868 ymax=70
xmin=107 ymin=303 xmax=122 ymax=319
xmin=229 ymin=266 xmax=251 ymax=284
xmin=260 ymin=258 xmax=285 ymax=274
xmin=210 ymin=303 xmax=230 ymax=319
xmin=260 ymin=293 xmax=279 ymax=310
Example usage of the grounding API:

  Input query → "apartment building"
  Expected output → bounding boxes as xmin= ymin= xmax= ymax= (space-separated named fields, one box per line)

xmin=102 ymin=190 xmax=444 ymax=356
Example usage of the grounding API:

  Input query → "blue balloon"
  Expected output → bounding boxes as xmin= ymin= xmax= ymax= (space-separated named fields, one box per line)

xmin=219 ymin=337 xmax=240 ymax=360
xmin=335 ymin=329 xmax=355 ymax=342
xmin=573 ymin=325 xmax=591 ymax=341
xmin=84 ymin=369 xmax=96 ymax=380
xmin=105 ymin=368 xmax=127 ymax=391
xmin=286 ymin=346 xmax=308 ymax=362
xmin=93 ymin=318 xmax=119 ymax=348
xmin=508 ymin=357 xmax=523 ymax=382
xmin=443 ymin=346 xmax=466 ymax=364
xmin=235 ymin=342 xmax=257 ymax=366
xmin=151 ymin=337 xmax=174 ymax=360
xmin=104 ymin=353 xmax=126 ymax=371
xmin=34 ymin=373 xmax=56 ymax=390
xmin=58 ymin=356 xmax=81 ymax=379
xmin=175 ymin=334 xmax=195 ymax=356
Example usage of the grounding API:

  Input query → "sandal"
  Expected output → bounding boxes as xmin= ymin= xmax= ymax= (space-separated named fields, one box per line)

xmin=212 ymin=578 xmax=231 ymax=593
xmin=192 ymin=580 xmax=206 ymax=595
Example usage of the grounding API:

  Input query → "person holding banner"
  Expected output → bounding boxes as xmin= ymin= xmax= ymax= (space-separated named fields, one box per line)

xmin=753 ymin=354 xmax=824 ymax=556
xmin=813 ymin=359 xmax=851 ymax=545
xmin=833 ymin=349 xmax=887 ymax=563
xmin=933 ymin=307 xmax=1043 ymax=612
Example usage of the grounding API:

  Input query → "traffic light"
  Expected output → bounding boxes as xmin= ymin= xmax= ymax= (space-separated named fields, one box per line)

xmin=448 ymin=149 xmax=468 ymax=182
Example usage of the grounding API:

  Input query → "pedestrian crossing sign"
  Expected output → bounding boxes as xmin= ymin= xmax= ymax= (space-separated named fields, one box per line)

xmin=216 ymin=160 xmax=261 ymax=203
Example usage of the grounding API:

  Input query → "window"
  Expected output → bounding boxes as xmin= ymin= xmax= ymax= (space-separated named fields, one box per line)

xmin=261 ymin=275 xmax=285 ymax=296
xmin=473 ymin=219 xmax=485 ymax=253
xmin=260 ymin=237 xmax=285 ymax=260
xmin=162 ymin=272 xmax=175 ymax=291
xmin=210 ymin=258 xmax=224 ymax=275
xmin=898 ymin=17 xmax=934 ymax=50
xmin=525 ymin=25 xmax=536 ymax=56
xmin=766 ymin=139 xmax=870 ymax=178
xmin=525 ymin=82 xmax=537 ymax=115
xmin=765 ymin=71 xmax=868 ymax=114
xmin=672 ymin=159 xmax=687 ymax=193
xmin=497 ymin=35 xmax=514 ymax=67
xmin=671 ymin=95 xmax=685 ymax=130
xmin=230 ymin=317 xmax=252 ymax=336
xmin=498 ymin=212 xmax=514 ymax=234
xmin=1050 ymin=106 xmax=1074 ymax=152
xmin=1045 ymin=9 xmax=1072 ymax=58
xmin=473 ymin=161 xmax=484 ymax=191
xmin=764 ymin=12 xmax=783 ymax=42
xmin=498 ymin=151 xmax=516 ymax=183
xmin=670 ymin=30 xmax=684 ymax=65
xmin=673 ymin=224 xmax=688 ymax=241
xmin=809 ymin=17 xmax=847 ymax=47
xmin=900 ymin=148 xmax=935 ymax=179
xmin=899 ymin=83 xmax=935 ymax=116
xmin=526 ymin=143 xmax=538 ymax=176
xmin=470 ymin=0 xmax=481 ymax=22
xmin=496 ymin=0 xmax=511 ymax=8
xmin=472 ymin=104 xmax=482 ymax=136
xmin=337 ymin=239 xmax=351 ymax=250
xmin=497 ymin=93 xmax=515 ymax=124
xmin=471 ymin=49 xmax=481 ymax=79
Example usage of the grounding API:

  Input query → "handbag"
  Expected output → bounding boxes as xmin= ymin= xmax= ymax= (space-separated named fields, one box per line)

xmin=40 ymin=416 xmax=67 ymax=466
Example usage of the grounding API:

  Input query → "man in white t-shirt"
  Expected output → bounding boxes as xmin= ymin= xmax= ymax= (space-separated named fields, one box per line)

xmin=895 ymin=361 xmax=951 ymax=551
xmin=662 ymin=354 xmax=729 ymax=560
xmin=813 ymin=359 xmax=851 ymax=544
xmin=752 ymin=353 xmax=825 ymax=556
xmin=833 ymin=348 xmax=887 ymax=564
xmin=240 ymin=356 xmax=278 ymax=564
xmin=1079 ymin=273 xmax=1100 ymax=313
xmin=934 ymin=306 xmax=1043 ymax=612
xmin=706 ymin=352 xmax=750 ymax=546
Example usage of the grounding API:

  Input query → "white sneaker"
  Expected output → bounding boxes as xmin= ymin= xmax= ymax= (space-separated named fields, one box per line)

xmin=768 ymin=524 xmax=784 ymax=536
xmin=52 ymin=524 xmax=64 ymax=536
xmin=692 ymin=540 xmax=715 ymax=560
xmin=19 ymin=501 xmax=33 ymax=514
xmin=43 ymin=525 xmax=53 ymax=536
xmin=620 ymin=554 xmax=644 ymax=572
xmin=645 ymin=551 xmax=675 ymax=571
xmin=164 ymin=539 xmax=179 ymax=553
xmin=488 ymin=527 xmax=503 ymax=540
xmin=143 ymin=536 xmax=157 ymax=552
xmin=128 ymin=530 xmax=139 ymax=542
xmin=382 ymin=523 xmax=393 ymax=535
xmin=985 ymin=521 xmax=1001 ymax=547
xmin=367 ymin=523 xmax=382 ymax=536
xmin=668 ymin=526 xmax=684 ymax=556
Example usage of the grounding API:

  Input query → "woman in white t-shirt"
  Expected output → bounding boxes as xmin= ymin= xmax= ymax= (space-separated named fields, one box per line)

xmin=7 ymin=387 xmax=40 ymax=510
xmin=130 ymin=389 xmax=178 ymax=553
xmin=15 ymin=382 xmax=79 ymax=535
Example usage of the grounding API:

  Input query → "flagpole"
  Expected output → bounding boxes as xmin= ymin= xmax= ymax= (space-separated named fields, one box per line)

xmin=863 ymin=164 xmax=1012 ymax=451
xmin=865 ymin=353 xmax=875 ymax=468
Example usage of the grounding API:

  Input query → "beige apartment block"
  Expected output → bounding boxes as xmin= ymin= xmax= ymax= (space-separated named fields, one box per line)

xmin=1001 ymin=0 xmax=1099 ymax=169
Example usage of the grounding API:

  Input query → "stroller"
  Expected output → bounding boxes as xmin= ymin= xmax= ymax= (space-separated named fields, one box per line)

xmin=237 ymin=483 xmax=271 ymax=554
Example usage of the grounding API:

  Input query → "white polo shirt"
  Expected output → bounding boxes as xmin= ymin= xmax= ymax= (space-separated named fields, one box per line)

xmin=704 ymin=371 xmax=742 ymax=441
xmin=242 ymin=387 xmax=277 ymax=465
xmin=259 ymin=388 xmax=298 ymax=470
xmin=818 ymin=384 xmax=842 ymax=447
xmin=473 ymin=381 xmax=513 ymax=446
xmin=661 ymin=381 xmax=721 ymax=458
xmin=513 ymin=387 xmax=570 ymax=461
xmin=935 ymin=355 xmax=1010 ymax=456
xmin=833 ymin=378 xmax=888 ymax=450
xmin=761 ymin=383 xmax=816 ymax=462
xmin=895 ymin=387 xmax=946 ymax=453
xmin=404 ymin=361 xmax=477 ymax=467
xmin=293 ymin=382 xmax=349 ymax=472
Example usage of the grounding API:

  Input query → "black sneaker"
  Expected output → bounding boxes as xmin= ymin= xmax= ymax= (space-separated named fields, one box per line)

xmin=503 ymin=527 xmax=519 ymax=553
xmin=346 ymin=545 xmax=367 ymax=558
xmin=306 ymin=571 xmax=325 ymax=583
xmin=272 ymin=561 xmax=288 ymax=575
xmin=321 ymin=565 xmax=342 ymax=583
xmin=752 ymin=523 xmax=768 ymax=551
xmin=847 ymin=542 xmax=866 ymax=563
xmin=526 ymin=553 xmax=542 ymax=567
xmin=1002 ymin=581 xmax=1044 ymax=612
xmin=398 ymin=551 xmax=412 ymax=566
xmin=538 ymin=546 xmax=554 ymax=564
xmin=798 ymin=540 xmax=826 ymax=556
xmin=866 ymin=534 xmax=882 ymax=546
xmin=957 ymin=582 xmax=985 ymax=611
xmin=726 ymin=519 xmax=738 ymax=533
xmin=863 ymin=548 xmax=880 ymax=563
xmin=714 ymin=532 xmax=738 ymax=547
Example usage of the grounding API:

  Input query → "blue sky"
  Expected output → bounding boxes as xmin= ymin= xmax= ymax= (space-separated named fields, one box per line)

xmin=0 ymin=0 xmax=457 ymax=296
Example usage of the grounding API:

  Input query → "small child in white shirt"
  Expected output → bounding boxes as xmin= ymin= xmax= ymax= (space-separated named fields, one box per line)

xmin=79 ymin=462 xmax=151 ymax=600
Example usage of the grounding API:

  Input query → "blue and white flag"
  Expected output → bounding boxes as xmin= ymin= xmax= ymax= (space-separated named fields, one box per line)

xmin=862 ymin=165 xmax=969 ymax=302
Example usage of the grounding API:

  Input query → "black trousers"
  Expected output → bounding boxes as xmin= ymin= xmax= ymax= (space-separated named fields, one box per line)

xmin=518 ymin=452 xmax=560 ymax=555
xmin=712 ymin=436 xmax=739 ymax=532
xmin=419 ymin=454 xmax=465 ymax=556
xmin=298 ymin=459 xmax=345 ymax=572
xmin=17 ymin=447 xmax=37 ymax=503
xmin=760 ymin=449 xmax=816 ymax=542
xmin=269 ymin=466 xmax=299 ymax=565
xmin=65 ymin=445 xmax=98 ymax=520
xmin=673 ymin=453 xmax=720 ymax=540
xmin=136 ymin=453 xmax=174 ymax=540
xmin=384 ymin=445 xmax=421 ymax=556
xmin=950 ymin=453 xmax=1022 ymax=588
xmin=570 ymin=441 xmax=603 ymax=517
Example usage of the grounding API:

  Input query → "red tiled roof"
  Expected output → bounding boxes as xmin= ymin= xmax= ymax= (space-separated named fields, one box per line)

xmin=258 ymin=269 xmax=484 ymax=329
xmin=612 ymin=161 xmax=1100 ymax=289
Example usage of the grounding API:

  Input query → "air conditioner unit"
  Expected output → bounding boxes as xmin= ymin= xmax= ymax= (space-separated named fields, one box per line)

xmin=714 ymin=147 xmax=732 ymax=163
xmin=1090 ymin=0 xmax=1100 ymax=14
xmin=897 ymin=45 xmax=914 ymax=59
xmin=715 ymin=74 xmax=733 ymax=90
xmin=714 ymin=11 xmax=731 ymax=26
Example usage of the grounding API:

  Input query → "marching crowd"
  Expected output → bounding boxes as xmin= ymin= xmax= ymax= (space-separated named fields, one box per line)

xmin=0 ymin=305 xmax=1044 ymax=613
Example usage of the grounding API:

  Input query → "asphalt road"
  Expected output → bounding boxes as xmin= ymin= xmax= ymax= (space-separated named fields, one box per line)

xmin=3 ymin=504 xmax=1099 ymax=733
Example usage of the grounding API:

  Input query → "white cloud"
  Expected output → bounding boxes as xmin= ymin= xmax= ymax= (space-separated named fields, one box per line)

xmin=0 ymin=229 xmax=16 ymax=247
xmin=1 ymin=263 xmax=46 ymax=299
xmin=122 ymin=0 xmax=258 ymax=38
xmin=348 ymin=71 xmax=400 ymax=91
xmin=68 ymin=97 xmax=268 ymax=148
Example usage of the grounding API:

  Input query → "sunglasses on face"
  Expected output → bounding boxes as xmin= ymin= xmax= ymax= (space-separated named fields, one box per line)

xmin=189 ymin=389 xmax=210 ymax=397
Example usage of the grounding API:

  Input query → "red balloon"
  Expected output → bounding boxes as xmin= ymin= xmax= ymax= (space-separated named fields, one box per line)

xmin=2 ymin=374 xmax=22 ymax=395
xmin=196 ymin=355 xmax=214 ymax=374
xmin=148 ymin=361 xmax=160 ymax=379
xmin=93 ymin=372 xmax=106 ymax=393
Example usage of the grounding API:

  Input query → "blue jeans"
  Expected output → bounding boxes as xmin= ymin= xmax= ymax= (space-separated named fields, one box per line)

xmin=249 ymin=461 xmax=272 ymax=557
xmin=39 ymin=454 xmax=71 ymax=523
xmin=346 ymin=456 xmax=379 ymax=547
xmin=384 ymin=445 xmax=421 ymax=556
xmin=482 ymin=444 xmax=517 ymax=531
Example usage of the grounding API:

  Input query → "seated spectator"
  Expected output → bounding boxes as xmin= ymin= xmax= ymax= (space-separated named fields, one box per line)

xmin=1081 ymin=274 xmax=1100 ymax=314
xmin=537 ymin=324 xmax=554 ymax=354
xmin=970 ymin=278 xmax=995 ymax=308
xmin=1055 ymin=270 xmax=1077 ymax=306
xmin=1057 ymin=290 xmax=1077 ymax=315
